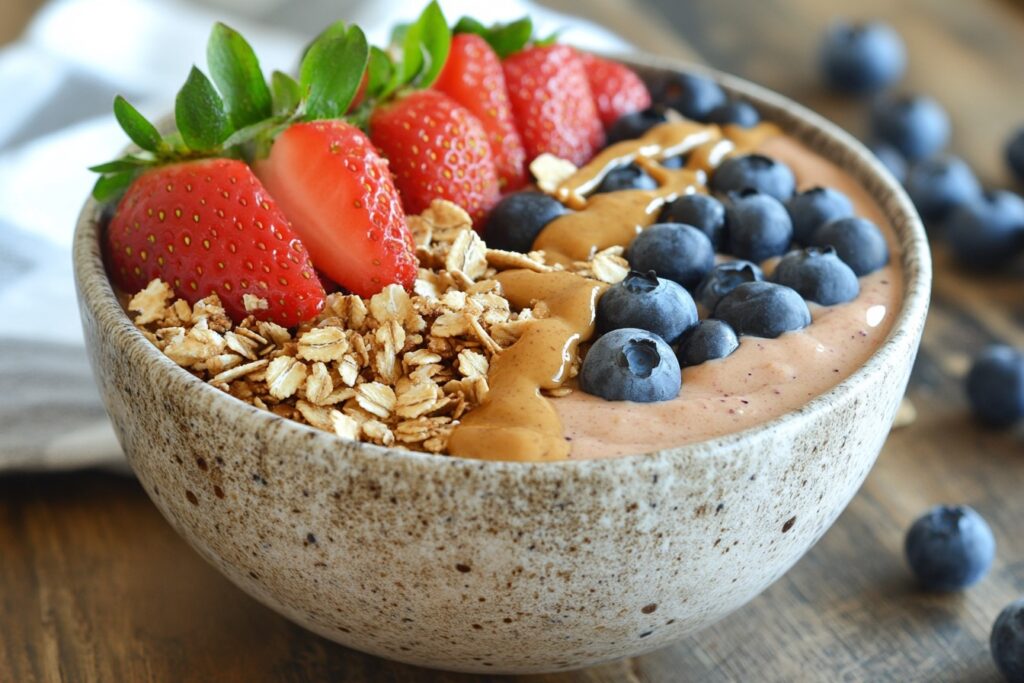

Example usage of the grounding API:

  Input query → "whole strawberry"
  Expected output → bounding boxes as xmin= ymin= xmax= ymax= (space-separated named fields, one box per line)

xmin=369 ymin=90 xmax=501 ymax=225
xmin=434 ymin=33 xmax=527 ymax=190
xmin=106 ymin=159 xmax=325 ymax=326
xmin=255 ymin=121 xmax=418 ymax=297
xmin=578 ymin=52 xmax=652 ymax=129
xmin=502 ymin=44 xmax=605 ymax=166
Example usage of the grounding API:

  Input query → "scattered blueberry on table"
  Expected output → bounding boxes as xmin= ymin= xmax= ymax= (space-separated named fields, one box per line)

xmin=945 ymin=190 xmax=1024 ymax=268
xmin=820 ymin=20 xmax=906 ymax=94
xmin=871 ymin=94 xmax=950 ymax=162
xmin=484 ymin=191 xmax=566 ymax=253
xmin=579 ymin=328 xmax=682 ymax=402
xmin=713 ymin=281 xmax=812 ymax=339
xmin=992 ymin=599 xmax=1024 ymax=683
xmin=867 ymin=142 xmax=908 ymax=184
xmin=966 ymin=345 xmax=1024 ymax=428
xmin=597 ymin=271 xmax=698 ymax=345
xmin=905 ymin=505 xmax=996 ymax=592
xmin=676 ymin=319 xmax=740 ymax=367
xmin=725 ymin=190 xmax=794 ymax=262
xmin=628 ymin=222 xmax=716 ymax=290
xmin=1006 ymin=127 xmax=1024 ymax=183
xmin=772 ymin=247 xmax=860 ymax=306
xmin=904 ymin=155 xmax=982 ymax=223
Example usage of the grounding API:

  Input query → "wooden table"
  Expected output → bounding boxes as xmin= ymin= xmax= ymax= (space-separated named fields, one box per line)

xmin=2 ymin=0 xmax=1023 ymax=681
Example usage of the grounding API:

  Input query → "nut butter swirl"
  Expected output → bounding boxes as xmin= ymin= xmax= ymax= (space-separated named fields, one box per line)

xmin=536 ymin=121 xmax=779 ymax=265
xmin=447 ymin=270 xmax=606 ymax=461
xmin=449 ymin=120 xmax=780 ymax=461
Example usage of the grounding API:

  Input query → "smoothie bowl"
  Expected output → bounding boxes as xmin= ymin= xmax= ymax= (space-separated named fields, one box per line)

xmin=73 ymin=13 xmax=929 ymax=674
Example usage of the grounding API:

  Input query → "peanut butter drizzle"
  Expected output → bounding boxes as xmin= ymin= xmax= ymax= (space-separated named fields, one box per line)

xmin=447 ymin=270 xmax=606 ymax=462
xmin=535 ymin=120 xmax=780 ymax=265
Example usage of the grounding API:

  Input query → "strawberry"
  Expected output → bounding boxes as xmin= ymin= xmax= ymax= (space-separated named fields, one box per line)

xmin=502 ymin=44 xmax=605 ymax=166
xmin=254 ymin=120 xmax=418 ymax=297
xmin=577 ymin=52 xmax=652 ymax=129
xmin=434 ymin=33 xmax=527 ymax=190
xmin=369 ymin=90 xmax=501 ymax=225
xmin=106 ymin=159 xmax=325 ymax=326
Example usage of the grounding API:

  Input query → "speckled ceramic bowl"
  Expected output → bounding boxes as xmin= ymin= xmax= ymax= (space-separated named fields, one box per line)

xmin=73 ymin=54 xmax=930 ymax=674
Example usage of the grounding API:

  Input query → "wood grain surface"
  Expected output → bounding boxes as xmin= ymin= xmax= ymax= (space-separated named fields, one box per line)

xmin=2 ymin=0 xmax=1024 ymax=681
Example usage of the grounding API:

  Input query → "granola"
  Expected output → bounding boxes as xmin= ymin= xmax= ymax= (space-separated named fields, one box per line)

xmin=126 ymin=199 xmax=612 ymax=455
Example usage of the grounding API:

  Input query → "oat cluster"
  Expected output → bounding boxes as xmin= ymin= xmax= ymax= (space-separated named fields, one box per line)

xmin=126 ymin=199 xmax=628 ymax=455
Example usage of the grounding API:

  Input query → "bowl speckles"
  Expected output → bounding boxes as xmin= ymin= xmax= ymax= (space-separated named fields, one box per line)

xmin=72 ymin=55 xmax=930 ymax=674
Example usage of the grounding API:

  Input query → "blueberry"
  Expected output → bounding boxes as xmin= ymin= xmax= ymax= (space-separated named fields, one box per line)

xmin=871 ymin=94 xmax=950 ymax=162
xmin=966 ymin=345 xmax=1024 ymax=428
xmin=991 ymin=599 xmax=1024 ymax=683
xmin=786 ymin=186 xmax=855 ymax=245
xmin=579 ymin=328 xmax=681 ymax=402
xmin=810 ymin=216 xmax=889 ymax=276
xmin=820 ymin=21 xmax=906 ymax=94
xmin=593 ymin=163 xmax=658 ymax=194
xmin=706 ymin=100 xmax=760 ymax=128
xmin=1007 ymin=127 xmax=1024 ymax=183
xmin=711 ymin=154 xmax=796 ymax=202
xmin=484 ymin=192 xmax=566 ymax=253
xmin=772 ymin=247 xmax=860 ymax=306
xmin=946 ymin=191 xmax=1024 ymax=269
xmin=658 ymin=194 xmax=727 ymax=250
xmin=628 ymin=223 xmax=715 ymax=290
xmin=654 ymin=73 xmax=726 ymax=122
xmin=677 ymin=319 xmax=739 ymax=367
xmin=904 ymin=505 xmax=995 ymax=592
xmin=725 ymin=190 xmax=794 ymax=262
xmin=597 ymin=270 xmax=698 ymax=344
xmin=713 ymin=281 xmax=811 ymax=338
xmin=694 ymin=260 xmax=763 ymax=312
xmin=607 ymin=107 xmax=668 ymax=145
xmin=868 ymin=141 xmax=908 ymax=184
xmin=905 ymin=155 xmax=982 ymax=222
xmin=660 ymin=154 xmax=687 ymax=169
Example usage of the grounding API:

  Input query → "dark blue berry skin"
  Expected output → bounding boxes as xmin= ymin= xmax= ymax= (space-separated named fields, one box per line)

xmin=725 ymin=191 xmax=794 ymax=263
xmin=871 ymin=94 xmax=950 ymax=162
xmin=658 ymin=194 xmax=727 ymax=250
xmin=653 ymin=73 xmax=726 ymax=122
xmin=904 ymin=505 xmax=995 ymax=592
xmin=772 ymin=247 xmax=860 ymax=306
xmin=707 ymin=101 xmax=760 ymax=128
xmin=905 ymin=155 xmax=982 ymax=223
xmin=945 ymin=191 xmax=1024 ymax=269
xmin=713 ymin=281 xmax=811 ymax=339
xmin=628 ymin=223 xmax=715 ymax=290
xmin=711 ymin=154 xmax=797 ymax=201
xmin=1007 ymin=127 xmax=1024 ymax=182
xmin=597 ymin=270 xmax=698 ymax=345
xmin=579 ymin=328 xmax=681 ymax=402
xmin=660 ymin=154 xmax=687 ymax=169
xmin=991 ymin=599 xmax=1024 ymax=683
xmin=786 ymin=186 xmax=855 ymax=245
xmin=593 ymin=163 xmax=658 ymax=194
xmin=677 ymin=319 xmax=739 ymax=367
xmin=966 ymin=345 xmax=1024 ymax=428
xmin=694 ymin=260 xmax=763 ymax=312
xmin=868 ymin=141 xmax=908 ymax=184
xmin=820 ymin=21 xmax=906 ymax=94
xmin=811 ymin=216 xmax=889 ymax=276
xmin=484 ymin=192 xmax=566 ymax=253
xmin=607 ymin=107 xmax=668 ymax=145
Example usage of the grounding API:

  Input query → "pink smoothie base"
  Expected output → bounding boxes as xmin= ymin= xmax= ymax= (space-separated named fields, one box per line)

xmin=556 ymin=135 xmax=904 ymax=459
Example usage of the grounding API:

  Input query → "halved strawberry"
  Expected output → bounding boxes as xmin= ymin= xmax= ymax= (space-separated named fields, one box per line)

xmin=577 ymin=52 xmax=652 ymax=129
xmin=434 ymin=33 xmax=527 ymax=190
xmin=254 ymin=120 xmax=418 ymax=297
xmin=369 ymin=90 xmax=501 ymax=225
xmin=502 ymin=44 xmax=605 ymax=166
xmin=106 ymin=158 xmax=325 ymax=326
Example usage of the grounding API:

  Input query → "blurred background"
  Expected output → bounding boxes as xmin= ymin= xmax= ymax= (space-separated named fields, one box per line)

xmin=0 ymin=0 xmax=1021 ymax=681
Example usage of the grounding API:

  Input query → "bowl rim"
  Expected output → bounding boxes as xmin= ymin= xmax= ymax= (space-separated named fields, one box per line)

xmin=73 ymin=51 xmax=931 ymax=474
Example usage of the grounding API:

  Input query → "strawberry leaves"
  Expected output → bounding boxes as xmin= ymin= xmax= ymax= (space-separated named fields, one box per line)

xmin=112 ymin=96 xmax=164 ymax=153
xmin=176 ymin=66 xmax=232 ymax=151
xmin=207 ymin=22 xmax=273 ymax=129
xmin=453 ymin=16 xmax=533 ymax=58
xmin=300 ymin=23 xmax=369 ymax=120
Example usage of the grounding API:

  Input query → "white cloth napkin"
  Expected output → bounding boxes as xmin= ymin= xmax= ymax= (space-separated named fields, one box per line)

xmin=0 ymin=0 xmax=631 ymax=472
